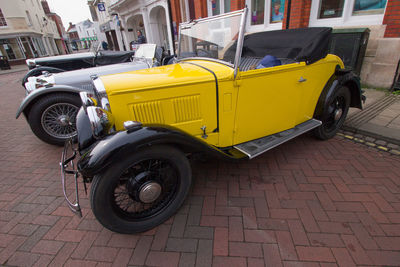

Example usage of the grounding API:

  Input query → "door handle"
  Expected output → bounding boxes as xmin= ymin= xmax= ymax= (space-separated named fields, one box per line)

xmin=298 ymin=76 xmax=307 ymax=83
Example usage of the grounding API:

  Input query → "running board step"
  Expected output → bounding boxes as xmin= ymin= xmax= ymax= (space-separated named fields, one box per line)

xmin=234 ymin=119 xmax=322 ymax=159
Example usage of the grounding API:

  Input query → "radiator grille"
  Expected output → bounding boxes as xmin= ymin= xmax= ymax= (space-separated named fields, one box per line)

xmin=132 ymin=101 xmax=164 ymax=123
xmin=173 ymin=95 xmax=201 ymax=123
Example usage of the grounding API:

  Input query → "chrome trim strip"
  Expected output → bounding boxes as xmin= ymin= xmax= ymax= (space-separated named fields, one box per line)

xmin=180 ymin=9 xmax=244 ymax=26
xmin=178 ymin=57 xmax=234 ymax=68
xmin=234 ymin=7 xmax=248 ymax=78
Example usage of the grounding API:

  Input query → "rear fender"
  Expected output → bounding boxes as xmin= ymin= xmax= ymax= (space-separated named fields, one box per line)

xmin=16 ymin=85 xmax=81 ymax=119
xmin=77 ymin=126 xmax=246 ymax=178
xmin=314 ymin=68 xmax=362 ymax=119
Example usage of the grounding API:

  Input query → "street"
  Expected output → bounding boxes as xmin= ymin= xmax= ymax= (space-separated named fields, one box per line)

xmin=1 ymin=70 xmax=400 ymax=266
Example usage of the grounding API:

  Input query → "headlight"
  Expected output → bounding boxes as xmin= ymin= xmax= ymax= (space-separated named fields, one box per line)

xmin=86 ymin=106 xmax=115 ymax=138
xmin=24 ymin=75 xmax=55 ymax=92
xmin=92 ymin=76 xmax=111 ymax=112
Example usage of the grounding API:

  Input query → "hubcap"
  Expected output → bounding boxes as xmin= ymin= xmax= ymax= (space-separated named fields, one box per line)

xmin=334 ymin=108 xmax=343 ymax=121
xmin=139 ymin=182 xmax=162 ymax=203
xmin=57 ymin=115 xmax=71 ymax=126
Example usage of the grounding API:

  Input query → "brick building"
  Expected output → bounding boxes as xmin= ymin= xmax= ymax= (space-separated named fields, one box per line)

xmin=167 ymin=0 xmax=400 ymax=88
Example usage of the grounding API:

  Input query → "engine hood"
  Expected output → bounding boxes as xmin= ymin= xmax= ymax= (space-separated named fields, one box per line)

xmin=99 ymin=59 xmax=234 ymax=96
xmin=52 ymin=61 xmax=149 ymax=90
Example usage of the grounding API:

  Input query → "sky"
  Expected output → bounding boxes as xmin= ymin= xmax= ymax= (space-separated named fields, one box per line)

xmin=46 ymin=0 xmax=92 ymax=27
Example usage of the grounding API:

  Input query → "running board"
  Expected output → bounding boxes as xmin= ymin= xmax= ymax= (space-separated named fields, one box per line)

xmin=234 ymin=119 xmax=322 ymax=159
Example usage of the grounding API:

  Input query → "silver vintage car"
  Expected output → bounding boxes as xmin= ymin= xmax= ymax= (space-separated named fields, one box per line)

xmin=16 ymin=44 xmax=168 ymax=146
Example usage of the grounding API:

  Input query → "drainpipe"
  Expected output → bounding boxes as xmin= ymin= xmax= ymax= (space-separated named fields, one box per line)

xmin=285 ymin=0 xmax=291 ymax=29
xmin=167 ymin=0 xmax=175 ymax=55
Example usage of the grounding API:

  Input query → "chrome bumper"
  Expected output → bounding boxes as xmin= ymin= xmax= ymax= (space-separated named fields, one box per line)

xmin=60 ymin=139 xmax=82 ymax=217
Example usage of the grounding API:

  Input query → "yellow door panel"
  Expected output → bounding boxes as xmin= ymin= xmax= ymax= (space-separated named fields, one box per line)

xmin=295 ymin=55 xmax=343 ymax=125
xmin=233 ymin=62 xmax=306 ymax=145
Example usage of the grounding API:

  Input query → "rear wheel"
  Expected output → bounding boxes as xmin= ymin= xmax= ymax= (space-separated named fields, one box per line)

xmin=90 ymin=145 xmax=192 ymax=234
xmin=313 ymin=86 xmax=351 ymax=140
xmin=28 ymin=93 xmax=80 ymax=146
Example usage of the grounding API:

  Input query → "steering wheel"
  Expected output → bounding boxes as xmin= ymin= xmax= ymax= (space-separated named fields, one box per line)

xmin=196 ymin=49 xmax=212 ymax=57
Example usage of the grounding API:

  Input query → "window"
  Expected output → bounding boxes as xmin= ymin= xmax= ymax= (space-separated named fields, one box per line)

xmin=246 ymin=0 xmax=285 ymax=31
xmin=310 ymin=0 xmax=387 ymax=26
xmin=318 ymin=0 xmax=345 ymax=19
xmin=207 ymin=0 xmax=231 ymax=16
xmin=353 ymin=0 xmax=387 ymax=15
xmin=26 ymin=11 xmax=32 ymax=26
xmin=0 ymin=8 xmax=7 ymax=27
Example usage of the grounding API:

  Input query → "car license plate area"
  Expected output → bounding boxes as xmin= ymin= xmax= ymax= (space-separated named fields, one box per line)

xmin=60 ymin=138 xmax=82 ymax=217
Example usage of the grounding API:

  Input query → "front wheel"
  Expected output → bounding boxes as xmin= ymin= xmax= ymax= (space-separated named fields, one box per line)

xmin=90 ymin=145 xmax=192 ymax=234
xmin=313 ymin=86 xmax=351 ymax=140
xmin=28 ymin=93 xmax=80 ymax=146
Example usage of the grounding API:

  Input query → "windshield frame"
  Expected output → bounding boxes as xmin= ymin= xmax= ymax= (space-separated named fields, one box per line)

xmin=177 ymin=8 xmax=247 ymax=78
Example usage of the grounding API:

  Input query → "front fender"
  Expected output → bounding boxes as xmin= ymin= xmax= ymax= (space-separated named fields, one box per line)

xmin=16 ymin=85 xmax=82 ymax=119
xmin=22 ymin=66 xmax=65 ymax=86
xmin=77 ymin=126 xmax=246 ymax=178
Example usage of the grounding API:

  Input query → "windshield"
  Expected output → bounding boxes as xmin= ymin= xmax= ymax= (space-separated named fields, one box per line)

xmin=178 ymin=11 xmax=243 ymax=65
xmin=134 ymin=44 xmax=156 ymax=59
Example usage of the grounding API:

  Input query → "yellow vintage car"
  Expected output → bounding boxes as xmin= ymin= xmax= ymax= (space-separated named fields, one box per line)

xmin=61 ymin=8 xmax=363 ymax=234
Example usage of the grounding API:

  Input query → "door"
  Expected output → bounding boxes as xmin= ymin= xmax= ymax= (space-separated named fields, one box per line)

xmin=233 ymin=62 xmax=306 ymax=145
xmin=110 ymin=30 xmax=120 ymax=51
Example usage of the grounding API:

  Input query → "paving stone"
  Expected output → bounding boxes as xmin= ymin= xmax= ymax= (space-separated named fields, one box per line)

xmin=0 ymin=71 xmax=399 ymax=267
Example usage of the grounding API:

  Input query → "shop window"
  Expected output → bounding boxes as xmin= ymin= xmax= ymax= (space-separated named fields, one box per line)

xmin=271 ymin=0 xmax=285 ymax=23
xmin=353 ymin=0 xmax=387 ymax=15
xmin=310 ymin=0 xmax=387 ymax=26
xmin=247 ymin=0 xmax=284 ymax=31
xmin=318 ymin=0 xmax=345 ymax=19
xmin=208 ymin=0 xmax=231 ymax=16
xmin=251 ymin=0 xmax=265 ymax=25
xmin=0 ymin=9 xmax=7 ymax=27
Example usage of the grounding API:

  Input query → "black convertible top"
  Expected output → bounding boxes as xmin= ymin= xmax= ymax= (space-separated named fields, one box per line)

xmin=224 ymin=27 xmax=332 ymax=65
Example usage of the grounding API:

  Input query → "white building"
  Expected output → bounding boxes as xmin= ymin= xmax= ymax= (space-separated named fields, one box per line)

xmin=0 ymin=0 xmax=61 ymax=64
xmin=108 ymin=0 xmax=174 ymax=54
xmin=76 ymin=19 xmax=98 ymax=49
xmin=87 ymin=0 xmax=124 ymax=51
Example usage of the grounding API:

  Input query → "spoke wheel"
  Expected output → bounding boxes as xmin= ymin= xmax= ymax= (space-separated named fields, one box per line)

xmin=314 ymin=86 xmax=351 ymax=140
xmin=90 ymin=145 xmax=192 ymax=234
xmin=41 ymin=103 xmax=78 ymax=139
xmin=112 ymin=158 xmax=179 ymax=220
xmin=27 ymin=93 xmax=81 ymax=146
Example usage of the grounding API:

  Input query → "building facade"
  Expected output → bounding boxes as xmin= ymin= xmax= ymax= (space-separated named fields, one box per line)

xmin=87 ymin=0 xmax=123 ymax=51
xmin=106 ymin=0 xmax=174 ymax=54
xmin=0 ymin=0 xmax=61 ymax=64
xmin=42 ymin=1 xmax=70 ymax=54
xmin=167 ymin=0 xmax=400 ymax=88
xmin=76 ymin=19 xmax=98 ymax=49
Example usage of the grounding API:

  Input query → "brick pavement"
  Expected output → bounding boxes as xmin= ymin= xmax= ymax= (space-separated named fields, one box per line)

xmin=1 ymin=71 xmax=400 ymax=266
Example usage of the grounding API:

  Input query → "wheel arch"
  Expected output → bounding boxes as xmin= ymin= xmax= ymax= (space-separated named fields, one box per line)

xmin=16 ymin=86 xmax=82 ymax=119
xmin=314 ymin=68 xmax=362 ymax=119
xmin=77 ymin=126 xmax=246 ymax=178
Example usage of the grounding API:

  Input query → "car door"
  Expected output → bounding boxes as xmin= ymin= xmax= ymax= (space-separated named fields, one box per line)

xmin=233 ymin=62 xmax=307 ymax=145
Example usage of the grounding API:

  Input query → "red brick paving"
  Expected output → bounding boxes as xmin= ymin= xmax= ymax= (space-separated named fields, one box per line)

xmin=1 ymin=71 xmax=400 ymax=266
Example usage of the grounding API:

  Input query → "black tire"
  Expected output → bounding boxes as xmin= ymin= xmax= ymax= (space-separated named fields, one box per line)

xmin=90 ymin=145 xmax=192 ymax=234
xmin=27 ymin=93 xmax=81 ymax=146
xmin=313 ymin=86 xmax=351 ymax=140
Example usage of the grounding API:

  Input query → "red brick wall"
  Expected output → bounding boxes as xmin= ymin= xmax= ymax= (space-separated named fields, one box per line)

xmin=231 ymin=0 xmax=245 ymax=11
xmin=194 ymin=0 xmax=208 ymax=19
xmin=383 ymin=0 xmax=400 ymax=37
xmin=170 ymin=0 xmax=182 ymax=24
xmin=283 ymin=0 xmax=311 ymax=29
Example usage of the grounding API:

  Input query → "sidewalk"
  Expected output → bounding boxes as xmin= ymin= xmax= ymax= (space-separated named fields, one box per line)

xmin=343 ymin=88 xmax=400 ymax=151
xmin=0 ymin=64 xmax=28 ymax=75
